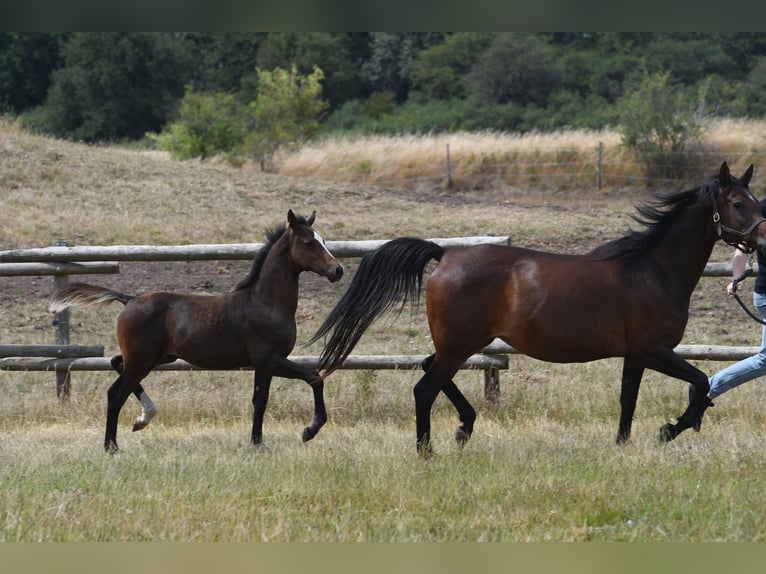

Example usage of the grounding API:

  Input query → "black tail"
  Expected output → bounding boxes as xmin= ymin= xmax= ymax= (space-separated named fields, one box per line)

xmin=310 ymin=237 xmax=444 ymax=369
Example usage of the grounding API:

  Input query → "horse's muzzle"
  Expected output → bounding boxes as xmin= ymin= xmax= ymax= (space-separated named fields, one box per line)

xmin=326 ymin=264 xmax=344 ymax=282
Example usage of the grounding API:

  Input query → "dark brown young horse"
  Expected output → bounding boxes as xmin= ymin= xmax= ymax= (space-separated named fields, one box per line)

xmin=50 ymin=210 xmax=343 ymax=452
xmin=312 ymin=163 xmax=766 ymax=456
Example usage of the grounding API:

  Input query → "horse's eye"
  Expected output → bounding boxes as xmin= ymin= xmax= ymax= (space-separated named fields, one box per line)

xmin=734 ymin=201 xmax=743 ymax=208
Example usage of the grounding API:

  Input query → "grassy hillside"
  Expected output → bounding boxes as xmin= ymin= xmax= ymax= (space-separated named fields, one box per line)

xmin=2 ymin=117 xmax=766 ymax=542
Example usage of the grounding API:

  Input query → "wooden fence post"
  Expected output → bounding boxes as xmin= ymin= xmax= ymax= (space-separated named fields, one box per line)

xmin=51 ymin=239 xmax=71 ymax=399
xmin=484 ymin=367 xmax=500 ymax=402
xmin=596 ymin=142 xmax=603 ymax=189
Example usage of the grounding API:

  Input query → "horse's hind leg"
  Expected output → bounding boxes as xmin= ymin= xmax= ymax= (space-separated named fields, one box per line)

xmin=131 ymin=384 xmax=158 ymax=432
xmin=104 ymin=366 xmax=152 ymax=452
xmin=644 ymin=347 xmax=712 ymax=442
xmin=414 ymin=355 xmax=462 ymax=456
xmin=422 ymin=354 xmax=476 ymax=446
xmin=114 ymin=354 xmax=162 ymax=432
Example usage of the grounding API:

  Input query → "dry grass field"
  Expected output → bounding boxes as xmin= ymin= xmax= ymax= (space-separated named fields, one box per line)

xmin=3 ymin=116 xmax=766 ymax=542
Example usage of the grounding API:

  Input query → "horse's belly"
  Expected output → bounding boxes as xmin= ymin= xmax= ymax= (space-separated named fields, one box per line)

xmin=501 ymin=318 xmax=627 ymax=363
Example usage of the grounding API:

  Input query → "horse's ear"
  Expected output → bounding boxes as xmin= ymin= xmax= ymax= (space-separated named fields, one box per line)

xmin=307 ymin=210 xmax=316 ymax=226
xmin=741 ymin=164 xmax=754 ymax=186
xmin=287 ymin=209 xmax=297 ymax=228
xmin=719 ymin=162 xmax=731 ymax=186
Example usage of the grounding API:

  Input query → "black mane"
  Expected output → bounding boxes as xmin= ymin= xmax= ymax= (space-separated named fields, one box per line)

xmin=232 ymin=213 xmax=313 ymax=291
xmin=231 ymin=225 xmax=286 ymax=291
xmin=590 ymin=178 xmax=719 ymax=261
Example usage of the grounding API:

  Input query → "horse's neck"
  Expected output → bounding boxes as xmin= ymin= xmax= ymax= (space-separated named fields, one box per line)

xmin=252 ymin=239 xmax=300 ymax=310
xmin=652 ymin=202 xmax=717 ymax=294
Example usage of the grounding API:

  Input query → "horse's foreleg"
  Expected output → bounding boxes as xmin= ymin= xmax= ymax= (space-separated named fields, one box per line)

xmin=265 ymin=356 xmax=327 ymax=443
xmin=302 ymin=380 xmax=327 ymax=443
xmin=617 ymin=358 xmax=644 ymax=444
xmin=251 ymin=373 xmax=272 ymax=446
xmin=422 ymin=354 xmax=476 ymax=446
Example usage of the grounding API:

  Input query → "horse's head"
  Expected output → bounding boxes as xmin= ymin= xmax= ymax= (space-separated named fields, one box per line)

xmin=287 ymin=209 xmax=344 ymax=282
xmin=714 ymin=162 xmax=766 ymax=254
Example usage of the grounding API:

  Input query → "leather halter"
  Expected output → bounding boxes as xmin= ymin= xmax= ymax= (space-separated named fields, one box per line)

xmin=711 ymin=186 xmax=766 ymax=254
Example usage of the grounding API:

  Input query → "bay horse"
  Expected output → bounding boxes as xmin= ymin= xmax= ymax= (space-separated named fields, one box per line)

xmin=50 ymin=209 xmax=343 ymax=452
xmin=311 ymin=163 xmax=766 ymax=456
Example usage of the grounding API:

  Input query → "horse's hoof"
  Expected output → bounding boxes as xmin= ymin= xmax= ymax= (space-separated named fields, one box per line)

xmin=659 ymin=423 xmax=677 ymax=442
xmin=455 ymin=426 xmax=471 ymax=445
xmin=104 ymin=442 xmax=119 ymax=454
xmin=615 ymin=433 xmax=630 ymax=445
xmin=417 ymin=440 xmax=434 ymax=459
xmin=132 ymin=421 xmax=147 ymax=432
xmin=302 ymin=427 xmax=315 ymax=443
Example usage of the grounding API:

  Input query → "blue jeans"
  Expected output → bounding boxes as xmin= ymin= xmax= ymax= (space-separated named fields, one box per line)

xmin=709 ymin=291 xmax=766 ymax=398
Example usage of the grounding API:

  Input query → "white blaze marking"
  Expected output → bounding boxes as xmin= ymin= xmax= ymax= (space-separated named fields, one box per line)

xmin=314 ymin=230 xmax=334 ymax=258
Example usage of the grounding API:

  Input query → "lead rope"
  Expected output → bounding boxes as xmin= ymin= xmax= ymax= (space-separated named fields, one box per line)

xmin=731 ymin=261 xmax=766 ymax=326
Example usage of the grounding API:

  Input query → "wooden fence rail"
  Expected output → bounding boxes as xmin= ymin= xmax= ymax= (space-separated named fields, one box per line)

xmin=0 ymin=353 xmax=508 ymax=373
xmin=0 ymin=236 xmax=510 ymax=263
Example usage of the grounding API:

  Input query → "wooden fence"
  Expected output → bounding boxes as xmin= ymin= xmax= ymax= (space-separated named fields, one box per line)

xmin=0 ymin=236 xmax=759 ymax=402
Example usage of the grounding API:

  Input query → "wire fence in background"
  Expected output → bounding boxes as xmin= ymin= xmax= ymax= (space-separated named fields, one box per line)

xmin=286 ymin=146 xmax=766 ymax=193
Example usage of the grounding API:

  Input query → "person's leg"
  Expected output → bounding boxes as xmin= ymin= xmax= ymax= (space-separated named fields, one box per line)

xmin=709 ymin=292 xmax=766 ymax=398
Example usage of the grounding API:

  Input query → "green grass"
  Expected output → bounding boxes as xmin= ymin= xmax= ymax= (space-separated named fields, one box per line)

xmin=3 ymin=361 xmax=766 ymax=542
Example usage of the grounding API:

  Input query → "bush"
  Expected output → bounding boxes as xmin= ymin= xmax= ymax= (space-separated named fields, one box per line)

xmin=153 ymin=66 xmax=328 ymax=168
xmin=617 ymin=72 xmax=706 ymax=184
xmin=149 ymin=88 xmax=246 ymax=160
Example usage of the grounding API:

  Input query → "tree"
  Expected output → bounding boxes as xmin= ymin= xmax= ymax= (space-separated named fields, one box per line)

xmin=255 ymin=32 xmax=367 ymax=109
xmin=178 ymin=32 xmax=265 ymax=96
xmin=411 ymin=33 xmax=494 ymax=100
xmin=362 ymin=33 xmax=445 ymax=101
xmin=617 ymin=72 xmax=705 ymax=184
xmin=0 ymin=32 xmax=63 ymax=113
xmin=242 ymin=65 xmax=328 ymax=170
xmin=468 ymin=33 xmax=559 ymax=108
xmin=24 ymin=33 xmax=188 ymax=141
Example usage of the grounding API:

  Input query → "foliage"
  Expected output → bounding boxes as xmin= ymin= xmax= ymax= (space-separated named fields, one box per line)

xmin=241 ymin=65 xmax=328 ymax=169
xmin=362 ymin=33 xmax=445 ymax=101
xmin=411 ymin=33 xmax=494 ymax=100
xmin=177 ymin=32 xmax=265 ymax=98
xmin=255 ymin=32 xmax=368 ymax=109
xmin=617 ymin=72 xmax=705 ymax=183
xmin=0 ymin=32 xmax=64 ymax=113
xmin=21 ymin=32 xmax=188 ymax=142
xmin=468 ymin=33 xmax=559 ymax=108
xmin=9 ymin=33 xmax=766 ymax=144
xmin=153 ymin=65 xmax=327 ymax=168
xmin=149 ymin=88 xmax=246 ymax=160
